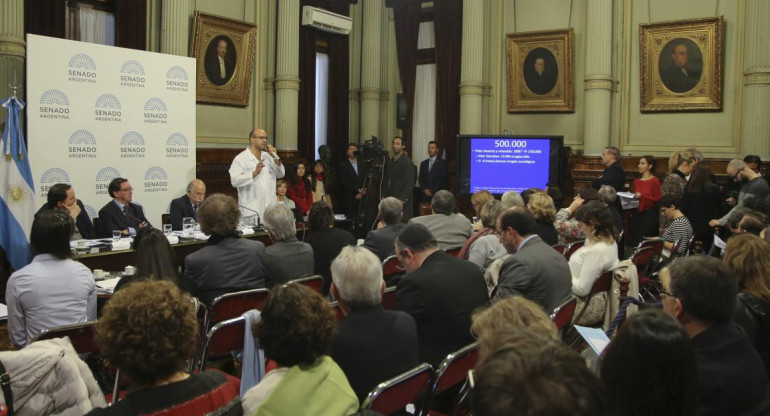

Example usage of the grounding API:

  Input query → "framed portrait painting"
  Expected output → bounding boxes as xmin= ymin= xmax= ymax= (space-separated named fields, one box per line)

xmin=639 ymin=17 xmax=724 ymax=112
xmin=190 ymin=11 xmax=257 ymax=106
xmin=506 ymin=29 xmax=574 ymax=113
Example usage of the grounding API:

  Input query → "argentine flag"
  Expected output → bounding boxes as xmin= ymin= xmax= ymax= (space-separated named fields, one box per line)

xmin=0 ymin=96 xmax=34 ymax=271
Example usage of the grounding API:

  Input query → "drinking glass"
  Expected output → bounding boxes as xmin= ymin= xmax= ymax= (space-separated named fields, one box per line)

xmin=163 ymin=224 xmax=172 ymax=236
xmin=112 ymin=230 xmax=121 ymax=241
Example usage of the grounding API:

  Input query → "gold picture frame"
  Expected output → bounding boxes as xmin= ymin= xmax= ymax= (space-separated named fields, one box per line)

xmin=639 ymin=16 xmax=724 ymax=112
xmin=506 ymin=29 xmax=574 ymax=113
xmin=190 ymin=11 xmax=257 ymax=106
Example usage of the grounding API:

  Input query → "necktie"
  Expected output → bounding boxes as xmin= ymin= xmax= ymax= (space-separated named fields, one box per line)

xmin=193 ymin=205 xmax=198 ymax=220
xmin=122 ymin=206 xmax=127 ymax=217
xmin=429 ymin=158 xmax=434 ymax=172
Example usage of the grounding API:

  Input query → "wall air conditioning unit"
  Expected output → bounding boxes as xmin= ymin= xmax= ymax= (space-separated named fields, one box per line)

xmin=302 ymin=6 xmax=352 ymax=36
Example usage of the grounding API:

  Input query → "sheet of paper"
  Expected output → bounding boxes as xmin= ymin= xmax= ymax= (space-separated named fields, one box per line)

xmin=96 ymin=277 xmax=122 ymax=292
xmin=574 ymin=325 xmax=611 ymax=356
xmin=0 ymin=303 xmax=8 ymax=320
xmin=713 ymin=233 xmax=726 ymax=249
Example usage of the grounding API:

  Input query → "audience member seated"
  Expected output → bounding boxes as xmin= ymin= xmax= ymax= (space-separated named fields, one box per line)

xmin=362 ymin=196 xmax=405 ymax=261
xmin=184 ymin=194 xmax=267 ymax=304
xmin=661 ymin=256 xmax=770 ymax=416
xmin=737 ymin=209 xmax=769 ymax=236
xmin=329 ymin=246 xmax=419 ymax=402
xmin=113 ymin=228 xmax=198 ymax=297
xmin=274 ymin=179 xmax=295 ymax=210
xmin=660 ymin=151 xmax=694 ymax=235
xmin=629 ymin=155 xmax=661 ymax=247
xmin=6 ymin=210 xmax=96 ymax=348
xmin=724 ymin=234 xmax=770 ymax=371
xmin=500 ymin=190 xmax=525 ymax=210
xmin=286 ymin=163 xmax=313 ymax=215
xmin=710 ymin=158 xmax=770 ymax=229
xmin=169 ymin=179 xmax=206 ymax=231
xmin=554 ymin=187 xmax=600 ymax=244
xmin=97 ymin=177 xmax=151 ymax=238
xmin=306 ymin=201 xmax=355 ymax=295
xmin=470 ymin=328 xmax=607 ymax=416
xmin=409 ymin=190 xmax=472 ymax=249
xmin=520 ymin=188 xmax=539 ymax=206
xmin=241 ymin=284 xmax=358 ymax=415
xmin=262 ymin=203 xmax=313 ymax=288
xmin=87 ymin=281 xmax=241 ymax=415
xmin=600 ymin=309 xmax=698 ymax=416
xmin=462 ymin=200 xmax=506 ymax=271
xmin=657 ymin=195 xmax=694 ymax=258
xmin=598 ymin=185 xmax=624 ymax=239
xmin=681 ymin=165 xmax=721 ymax=251
xmin=570 ymin=201 xmax=619 ymax=326
xmin=471 ymin=296 xmax=558 ymax=358
xmin=35 ymin=182 xmax=94 ymax=239
xmin=470 ymin=190 xmax=495 ymax=220
xmin=527 ymin=191 xmax=559 ymax=246
xmin=494 ymin=207 xmax=572 ymax=314
xmin=394 ymin=224 xmax=489 ymax=366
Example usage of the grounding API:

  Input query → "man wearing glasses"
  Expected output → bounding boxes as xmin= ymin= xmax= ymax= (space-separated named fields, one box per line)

xmin=97 ymin=177 xmax=150 ymax=237
xmin=709 ymin=158 xmax=770 ymax=229
xmin=229 ymin=128 xmax=285 ymax=225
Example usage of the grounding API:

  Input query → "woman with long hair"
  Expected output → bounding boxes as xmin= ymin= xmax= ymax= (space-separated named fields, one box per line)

xmin=681 ymin=164 xmax=721 ymax=250
xmin=310 ymin=159 xmax=333 ymax=209
xmin=600 ymin=309 xmax=698 ymax=416
xmin=629 ymin=155 xmax=661 ymax=246
xmin=660 ymin=150 xmax=695 ymax=234
xmin=724 ymin=233 xmax=770 ymax=370
xmin=286 ymin=162 xmax=313 ymax=215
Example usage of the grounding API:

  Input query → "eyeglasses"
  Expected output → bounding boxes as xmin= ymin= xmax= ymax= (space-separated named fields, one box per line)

xmin=660 ymin=288 xmax=677 ymax=298
xmin=120 ymin=187 xmax=133 ymax=192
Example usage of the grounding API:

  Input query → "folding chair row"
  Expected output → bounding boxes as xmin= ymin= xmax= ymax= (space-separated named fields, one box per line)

xmin=552 ymin=240 xmax=585 ymax=261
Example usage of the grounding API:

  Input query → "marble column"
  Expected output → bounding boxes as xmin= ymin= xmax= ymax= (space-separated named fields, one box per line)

xmin=582 ymin=0 xmax=613 ymax=155
xmin=160 ymin=0 xmax=192 ymax=56
xmin=260 ymin=0 xmax=277 ymax=136
xmin=459 ymin=0 xmax=483 ymax=134
xmin=0 ymin=0 xmax=25 ymax=117
xmin=348 ymin=2 xmax=363 ymax=142
xmin=275 ymin=0 xmax=300 ymax=150
xmin=359 ymin=0 xmax=383 ymax=142
xmin=741 ymin=0 xmax=770 ymax=158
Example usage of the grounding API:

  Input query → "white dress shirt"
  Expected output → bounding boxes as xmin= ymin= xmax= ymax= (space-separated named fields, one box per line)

xmin=229 ymin=147 xmax=286 ymax=221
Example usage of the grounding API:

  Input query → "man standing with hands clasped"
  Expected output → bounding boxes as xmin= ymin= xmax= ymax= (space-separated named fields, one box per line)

xmin=229 ymin=128 xmax=285 ymax=223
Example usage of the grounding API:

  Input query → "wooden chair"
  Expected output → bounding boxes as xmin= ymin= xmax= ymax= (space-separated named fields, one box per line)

xmin=364 ymin=363 xmax=434 ymax=415
xmin=197 ymin=316 xmax=245 ymax=373
xmin=287 ymin=275 xmax=324 ymax=293
xmin=382 ymin=286 xmax=397 ymax=310
xmin=550 ymin=296 xmax=577 ymax=337
xmin=564 ymin=240 xmax=584 ymax=261
xmin=203 ymin=288 xmax=270 ymax=334
xmin=426 ymin=343 xmax=479 ymax=416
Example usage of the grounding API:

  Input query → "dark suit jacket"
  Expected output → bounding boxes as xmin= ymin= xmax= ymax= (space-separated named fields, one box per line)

xmin=204 ymin=55 xmax=234 ymax=86
xmin=97 ymin=200 xmax=150 ymax=238
xmin=395 ymin=250 xmax=489 ymax=366
xmin=306 ymin=227 xmax=356 ymax=295
xmin=383 ymin=153 xmax=416 ymax=219
xmin=169 ymin=194 xmax=197 ymax=231
xmin=418 ymin=157 xmax=449 ymax=203
xmin=183 ymin=235 xmax=267 ymax=305
xmin=533 ymin=218 xmax=558 ymax=246
xmin=264 ymin=238 xmax=314 ymax=288
xmin=493 ymin=235 xmax=572 ymax=314
xmin=338 ymin=158 xmax=367 ymax=217
xmin=363 ymin=223 xmax=405 ymax=261
xmin=35 ymin=200 xmax=95 ymax=239
xmin=592 ymin=161 xmax=626 ymax=192
xmin=330 ymin=305 xmax=419 ymax=403
xmin=661 ymin=64 xmax=699 ymax=93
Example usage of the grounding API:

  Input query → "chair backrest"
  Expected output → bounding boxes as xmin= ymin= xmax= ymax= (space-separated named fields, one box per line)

xmin=630 ymin=246 xmax=654 ymax=267
xmin=382 ymin=286 xmax=397 ymax=310
xmin=550 ymin=297 xmax=577 ymax=331
xmin=287 ymin=275 xmax=323 ymax=293
xmin=593 ymin=270 xmax=613 ymax=294
xmin=365 ymin=363 xmax=433 ymax=416
xmin=553 ymin=243 xmax=566 ymax=255
xmin=198 ymin=316 xmax=245 ymax=372
xmin=565 ymin=240 xmax=584 ymax=260
xmin=33 ymin=321 xmax=98 ymax=354
xmin=205 ymin=288 xmax=270 ymax=332
xmin=632 ymin=239 xmax=664 ymax=257
xmin=382 ymin=255 xmax=403 ymax=277
xmin=685 ymin=234 xmax=696 ymax=255
xmin=432 ymin=343 xmax=479 ymax=396
xmin=444 ymin=247 xmax=462 ymax=258
xmin=669 ymin=237 xmax=684 ymax=259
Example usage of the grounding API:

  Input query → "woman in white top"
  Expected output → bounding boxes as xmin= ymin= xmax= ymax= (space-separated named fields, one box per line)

xmin=569 ymin=201 xmax=620 ymax=297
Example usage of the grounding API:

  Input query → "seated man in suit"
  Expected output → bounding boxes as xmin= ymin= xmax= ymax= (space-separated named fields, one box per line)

xmin=418 ymin=141 xmax=448 ymax=203
xmin=35 ymin=183 xmax=94 ymax=240
xmin=169 ymin=179 xmax=206 ymax=231
xmin=97 ymin=178 xmax=150 ymax=238
xmin=262 ymin=203 xmax=314 ymax=288
xmin=184 ymin=194 xmax=267 ymax=304
xmin=395 ymin=223 xmax=489 ymax=366
xmin=494 ymin=207 xmax=572 ymax=314
xmin=363 ymin=197 xmax=404 ymax=261
xmin=408 ymin=190 xmax=472 ymax=249
xmin=329 ymin=246 xmax=419 ymax=402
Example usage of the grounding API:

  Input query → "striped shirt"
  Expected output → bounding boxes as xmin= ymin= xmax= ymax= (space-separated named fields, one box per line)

xmin=662 ymin=216 xmax=693 ymax=256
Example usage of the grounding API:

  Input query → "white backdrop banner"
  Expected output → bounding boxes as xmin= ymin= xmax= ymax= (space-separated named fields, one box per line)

xmin=26 ymin=34 xmax=196 ymax=229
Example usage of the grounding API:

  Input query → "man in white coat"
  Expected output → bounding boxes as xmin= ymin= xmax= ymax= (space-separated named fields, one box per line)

xmin=229 ymin=128 xmax=285 ymax=224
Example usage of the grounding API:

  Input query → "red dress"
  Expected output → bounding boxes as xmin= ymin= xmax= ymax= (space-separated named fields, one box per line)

xmin=287 ymin=179 xmax=313 ymax=214
xmin=632 ymin=177 xmax=662 ymax=213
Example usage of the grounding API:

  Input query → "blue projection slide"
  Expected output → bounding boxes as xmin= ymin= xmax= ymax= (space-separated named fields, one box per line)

xmin=470 ymin=138 xmax=550 ymax=193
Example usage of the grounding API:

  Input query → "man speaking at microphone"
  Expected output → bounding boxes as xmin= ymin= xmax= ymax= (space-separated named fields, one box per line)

xmin=97 ymin=177 xmax=151 ymax=237
xmin=229 ymin=128 xmax=285 ymax=224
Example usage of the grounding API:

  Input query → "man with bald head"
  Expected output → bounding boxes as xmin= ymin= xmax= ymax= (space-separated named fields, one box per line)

xmin=169 ymin=179 xmax=206 ymax=231
xmin=229 ymin=128 xmax=285 ymax=223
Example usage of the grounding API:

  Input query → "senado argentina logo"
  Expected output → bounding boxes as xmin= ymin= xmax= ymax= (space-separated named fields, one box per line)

xmin=68 ymin=130 xmax=97 ymax=159
xmin=120 ymin=131 xmax=146 ymax=159
xmin=39 ymin=168 xmax=71 ymax=196
xmin=95 ymin=167 xmax=122 ymax=195
xmin=166 ymin=132 xmax=189 ymax=158
xmin=68 ymin=54 xmax=97 ymax=83
xmin=166 ymin=66 xmax=189 ymax=92
xmin=94 ymin=94 xmax=122 ymax=122
xmin=144 ymin=166 xmax=168 ymax=193
xmin=144 ymin=97 xmax=168 ymax=124
xmin=38 ymin=89 xmax=70 ymax=120
xmin=120 ymin=60 xmax=146 ymax=88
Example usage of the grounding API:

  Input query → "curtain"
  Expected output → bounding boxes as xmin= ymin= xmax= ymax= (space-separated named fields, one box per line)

xmin=79 ymin=8 xmax=115 ymax=46
xmin=392 ymin=1 xmax=421 ymax=153
xmin=433 ymin=0 xmax=463 ymax=163
xmin=315 ymin=53 xmax=330 ymax=160
xmin=413 ymin=64 xmax=437 ymax=166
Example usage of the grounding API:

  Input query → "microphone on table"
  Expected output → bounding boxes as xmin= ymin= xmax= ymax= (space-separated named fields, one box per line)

xmin=238 ymin=205 xmax=263 ymax=229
